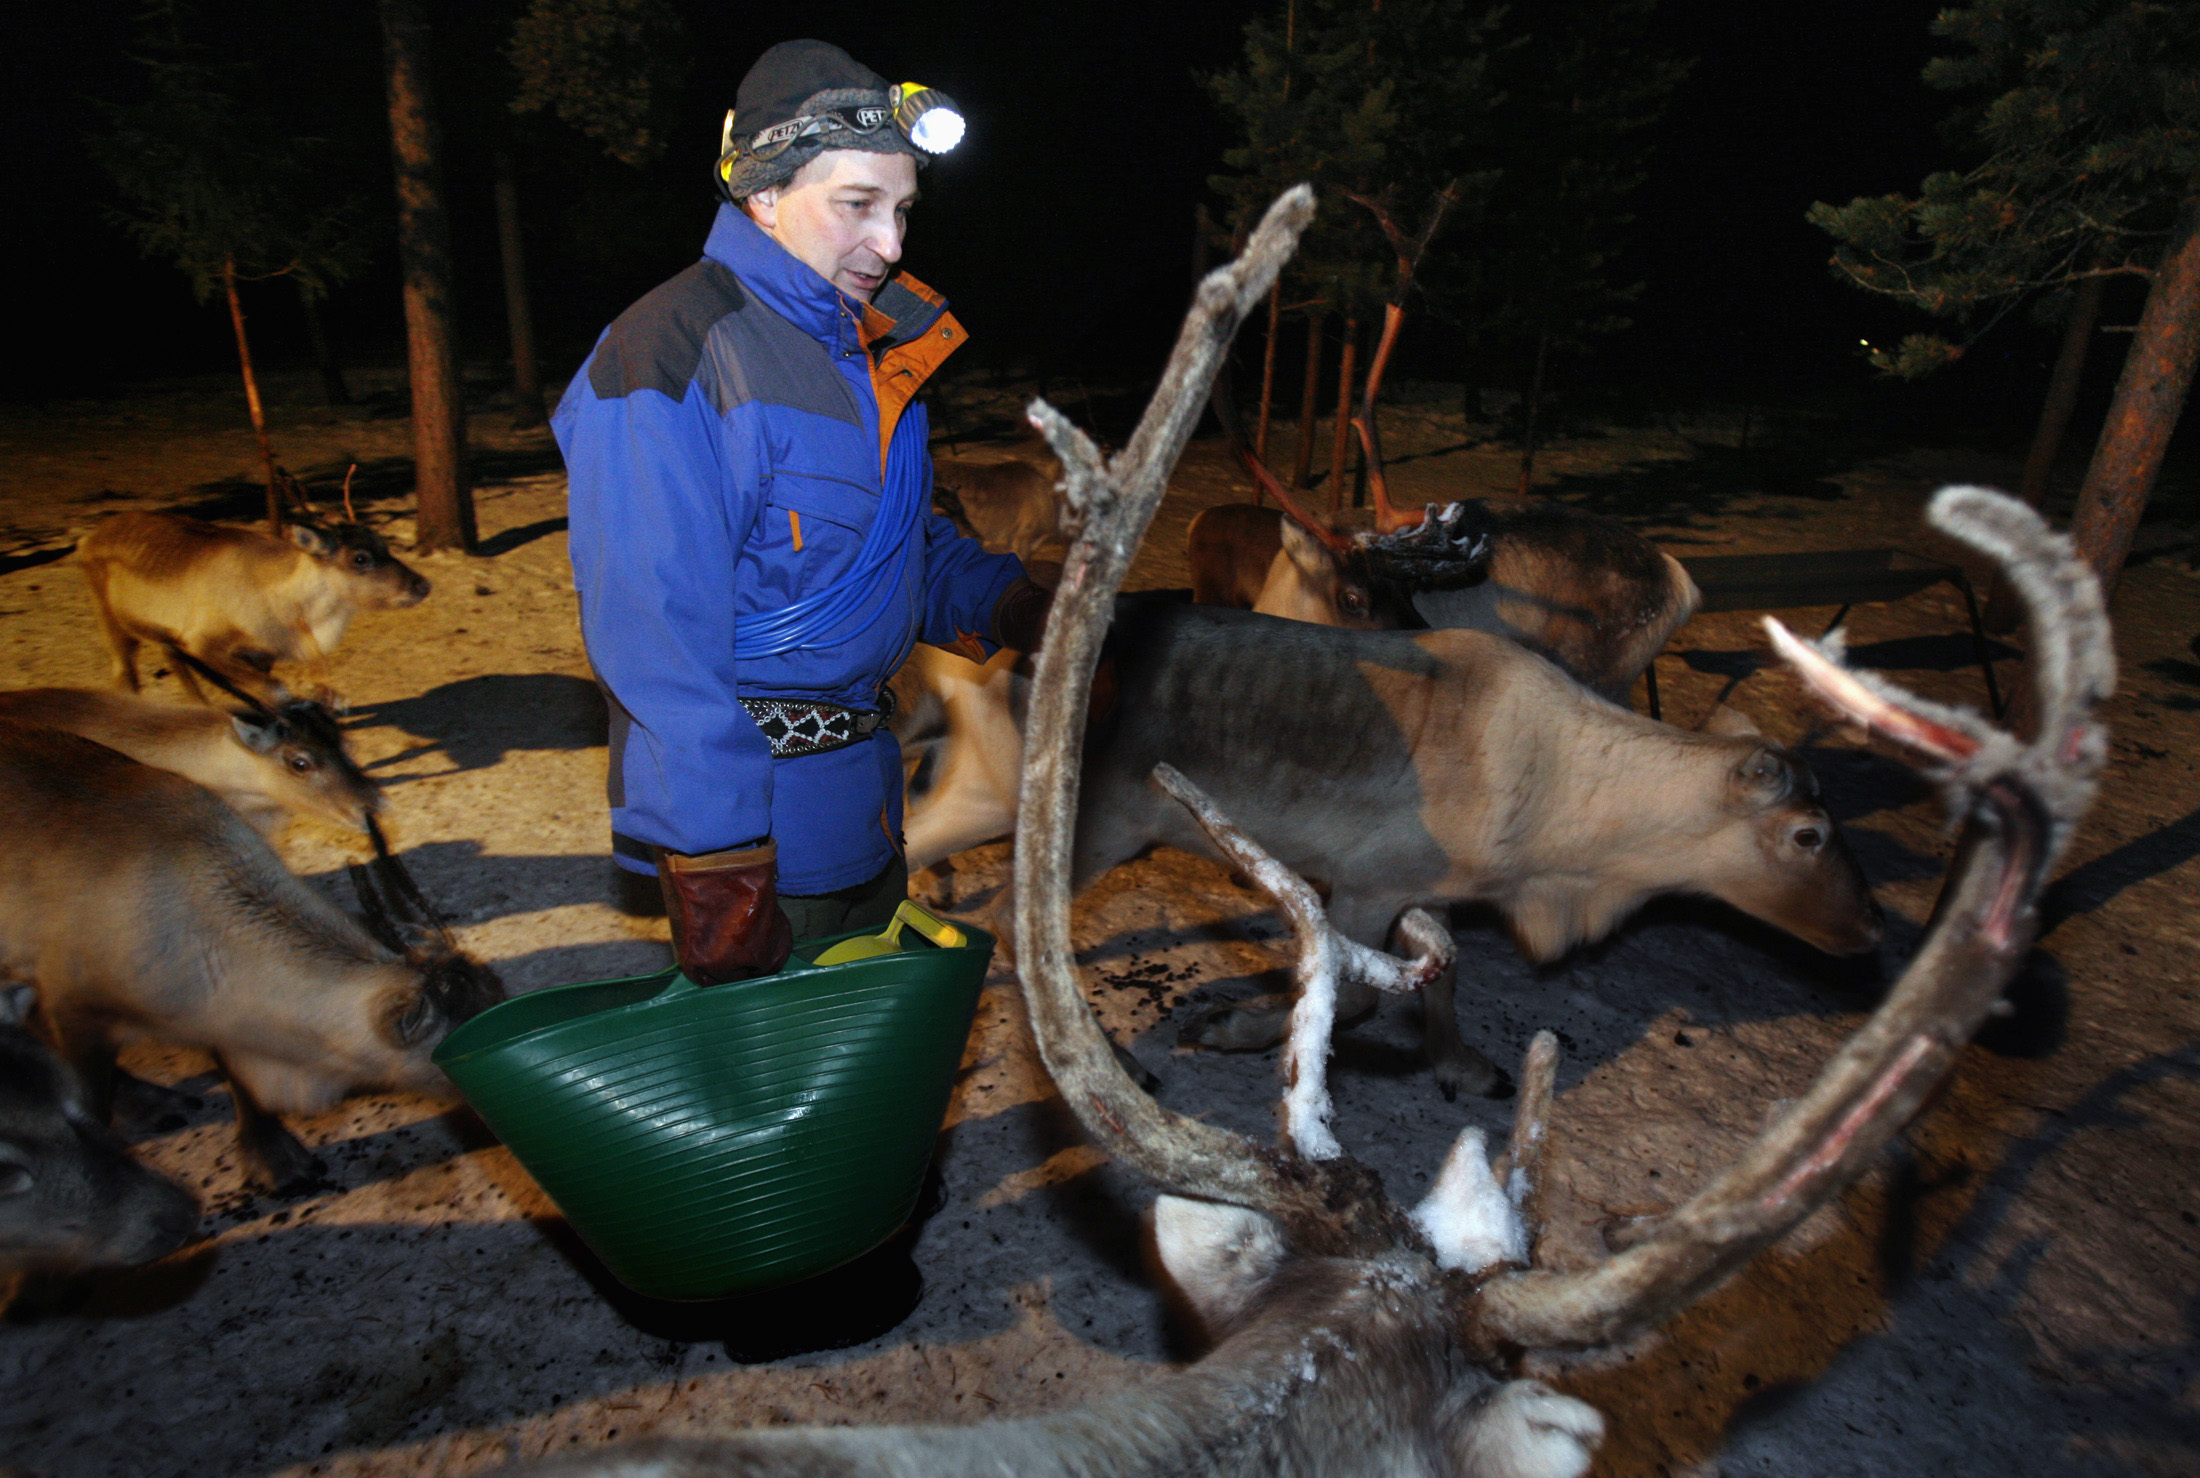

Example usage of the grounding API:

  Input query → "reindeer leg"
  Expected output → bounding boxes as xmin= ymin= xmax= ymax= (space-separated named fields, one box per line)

xmin=1179 ymin=994 xmax=1293 ymax=1051
xmin=1350 ymin=899 xmax=1503 ymax=1100
xmin=161 ymin=644 xmax=209 ymax=703
xmin=215 ymin=1055 xmax=324 ymax=1193
xmin=40 ymin=1006 xmax=118 ymax=1125
xmin=109 ymin=1069 xmax=203 ymax=1133
xmin=1418 ymin=952 xmax=1506 ymax=1102
xmin=89 ymin=598 xmax=141 ymax=692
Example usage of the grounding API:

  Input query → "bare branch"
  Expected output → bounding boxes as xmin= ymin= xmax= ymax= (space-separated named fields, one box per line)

xmin=1465 ymin=488 xmax=2110 ymax=1353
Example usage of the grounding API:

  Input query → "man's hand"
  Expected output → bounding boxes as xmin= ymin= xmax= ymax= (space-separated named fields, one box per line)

xmin=655 ymin=840 xmax=795 ymax=984
xmin=991 ymin=576 xmax=1053 ymax=653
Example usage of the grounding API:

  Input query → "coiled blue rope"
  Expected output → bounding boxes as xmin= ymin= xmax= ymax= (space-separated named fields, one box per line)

xmin=731 ymin=417 xmax=928 ymax=660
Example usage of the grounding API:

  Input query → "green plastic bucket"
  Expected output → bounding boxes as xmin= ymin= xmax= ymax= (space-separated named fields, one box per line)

xmin=433 ymin=917 xmax=994 ymax=1301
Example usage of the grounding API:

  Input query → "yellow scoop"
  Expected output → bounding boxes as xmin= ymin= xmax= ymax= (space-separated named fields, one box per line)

xmin=812 ymin=899 xmax=965 ymax=966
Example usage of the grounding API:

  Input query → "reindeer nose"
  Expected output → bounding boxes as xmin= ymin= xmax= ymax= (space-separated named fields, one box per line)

xmin=1839 ymin=896 xmax=1886 ymax=954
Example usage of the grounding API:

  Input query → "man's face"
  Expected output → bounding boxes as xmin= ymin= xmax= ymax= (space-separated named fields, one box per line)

xmin=745 ymin=149 xmax=918 ymax=302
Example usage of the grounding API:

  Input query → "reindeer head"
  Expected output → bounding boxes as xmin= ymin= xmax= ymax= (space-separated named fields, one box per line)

xmin=1011 ymin=190 xmax=2111 ymax=1466
xmin=351 ymin=818 xmax=507 ymax=1063
xmin=1267 ymin=499 xmax=1497 ymax=629
xmin=288 ymin=515 xmax=432 ymax=608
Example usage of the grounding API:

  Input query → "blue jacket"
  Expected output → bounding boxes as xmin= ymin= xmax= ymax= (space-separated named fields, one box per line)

xmin=557 ymin=204 xmax=1022 ymax=892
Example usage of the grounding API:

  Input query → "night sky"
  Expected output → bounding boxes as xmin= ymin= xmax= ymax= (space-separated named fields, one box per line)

xmin=7 ymin=0 xmax=2055 ymax=424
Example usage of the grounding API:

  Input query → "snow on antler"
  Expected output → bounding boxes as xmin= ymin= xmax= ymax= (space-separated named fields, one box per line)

xmin=1152 ymin=762 xmax=1453 ymax=1161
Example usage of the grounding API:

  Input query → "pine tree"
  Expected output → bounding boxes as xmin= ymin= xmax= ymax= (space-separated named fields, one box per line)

xmin=1462 ymin=0 xmax=1688 ymax=492
xmin=506 ymin=0 xmax=688 ymax=170
xmin=500 ymin=0 xmax=689 ymax=426
xmin=1206 ymin=0 xmax=1684 ymax=499
xmin=93 ymin=3 xmax=362 ymax=531
xmin=1809 ymin=1 xmax=2200 ymax=596
xmin=1205 ymin=0 xmax=1505 ymax=496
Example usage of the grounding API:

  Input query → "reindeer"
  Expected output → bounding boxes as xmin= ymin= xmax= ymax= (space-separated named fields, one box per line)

xmin=0 ymin=984 xmax=199 ymax=1291
xmin=1072 ymin=596 xmax=1879 ymax=1095
xmin=1192 ymin=498 xmax=1701 ymax=703
xmin=933 ymin=453 xmax=1071 ymax=587
xmin=0 ymin=682 xmax=377 ymax=837
xmin=1201 ymin=180 xmax=1696 ymax=705
xmin=74 ymin=503 xmax=430 ymax=704
xmin=0 ymin=721 xmax=502 ymax=1190
xmin=501 ymin=191 xmax=2111 ymax=1478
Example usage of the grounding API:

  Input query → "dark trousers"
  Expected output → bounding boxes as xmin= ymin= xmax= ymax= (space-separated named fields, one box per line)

xmin=780 ymin=853 xmax=909 ymax=942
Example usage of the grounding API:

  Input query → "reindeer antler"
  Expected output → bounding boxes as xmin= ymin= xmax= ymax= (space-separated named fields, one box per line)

xmin=1462 ymin=486 xmax=2112 ymax=1354
xmin=1151 ymin=761 xmax=1451 ymax=1161
xmin=1017 ymin=187 xmax=1422 ymax=1255
xmin=1344 ymin=181 xmax=1460 ymax=535
xmin=1207 ymin=371 xmax=1360 ymax=559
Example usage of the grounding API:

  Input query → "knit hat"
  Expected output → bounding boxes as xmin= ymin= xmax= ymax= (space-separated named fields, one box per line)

xmin=716 ymin=40 xmax=928 ymax=201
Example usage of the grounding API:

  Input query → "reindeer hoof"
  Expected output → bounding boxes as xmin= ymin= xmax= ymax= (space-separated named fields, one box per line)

xmin=241 ymin=1132 xmax=328 ymax=1198
xmin=1430 ymin=1049 xmax=1509 ymax=1102
xmin=1178 ymin=997 xmax=1291 ymax=1053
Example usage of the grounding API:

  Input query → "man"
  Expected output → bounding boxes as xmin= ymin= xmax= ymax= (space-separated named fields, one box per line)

xmin=557 ymin=40 xmax=1048 ymax=985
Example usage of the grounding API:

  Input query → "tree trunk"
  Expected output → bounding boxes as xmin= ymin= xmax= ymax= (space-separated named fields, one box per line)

xmin=1329 ymin=312 xmax=1358 ymax=512
xmin=1254 ymin=281 xmax=1281 ymax=474
xmin=493 ymin=146 xmax=546 ymax=428
xmin=222 ymin=257 xmax=282 ymax=533
xmin=296 ymin=283 xmax=351 ymax=407
xmin=1984 ymin=271 xmax=2106 ymax=630
xmin=1294 ymin=310 xmax=1323 ymax=488
xmin=2066 ymin=195 xmax=2200 ymax=598
xmin=1517 ymin=333 xmax=1551 ymax=498
xmin=379 ymin=0 xmax=474 ymax=553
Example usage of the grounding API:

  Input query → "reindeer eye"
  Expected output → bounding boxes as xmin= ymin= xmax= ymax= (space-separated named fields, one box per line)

xmin=0 ymin=1160 xmax=31 ymax=1197
xmin=1340 ymin=588 xmax=1368 ymax=614
xmin=350 ymin=551 xmax=373 ymax=569
xmin=395 ymin=994 xmax=439 ymax=1045
xmin=1793 ymin=827 xmax=1823 ymax=850
xmin=286 ymin=753 xmax=314 ymax=772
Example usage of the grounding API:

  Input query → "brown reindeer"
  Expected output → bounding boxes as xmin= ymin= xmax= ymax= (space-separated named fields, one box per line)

xmin=501 ymin=190 xmax=2110 ymax=1478
xmin=932 ymin=453 xmax=1070 ymax=587
xmin=75 ymin=509 xmax=430 ymax=703
xmin=0 ymin=684 xmax=377 ymax=837
xmin=0 ymin=721 xmax=502 ymax=1190
xmin=1187 ymin=499 xmax=1700 ymax=702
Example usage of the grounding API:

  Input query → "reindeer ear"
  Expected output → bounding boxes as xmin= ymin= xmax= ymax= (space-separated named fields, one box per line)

xmin=230 ymin=711 xmax=282 ymax=754
xmin=1278 ymin=517 xmax=1330 ymax=577
xmin=1730 ymin=745 xmax=1795 ymax=806
xmin=1701 ymin=704 xmax=1762 ymax=738
xmin=1152 ymin=1195 xmax=1287 ymax=1336
xmin=288 ymin=522 xmax=333 ymax=556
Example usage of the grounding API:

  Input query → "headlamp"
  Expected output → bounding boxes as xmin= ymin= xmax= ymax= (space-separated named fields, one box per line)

xmin=890 ymin=83 xmax=964 ymax=155
xmin=720 ymin=82 xmax=965 ymax=172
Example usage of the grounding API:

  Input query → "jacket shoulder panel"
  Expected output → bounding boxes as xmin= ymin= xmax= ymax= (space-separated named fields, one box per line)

xmin=700 ymin=300 xmax=863 ymax=426
xmin=587 ymin=259 xmax=746 ymax=403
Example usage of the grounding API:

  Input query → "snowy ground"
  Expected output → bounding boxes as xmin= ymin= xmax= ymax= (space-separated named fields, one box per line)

xmin=0 ymin=369 xmax=2196 ymax=1476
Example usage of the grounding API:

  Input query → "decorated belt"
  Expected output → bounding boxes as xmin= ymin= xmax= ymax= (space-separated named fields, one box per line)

xmin=739 ymin=687 xmax=897 ymax=759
